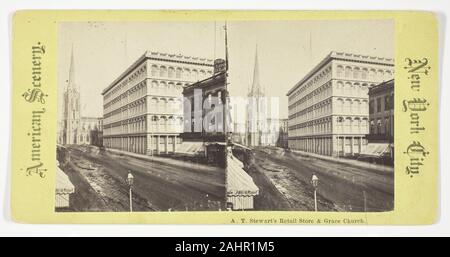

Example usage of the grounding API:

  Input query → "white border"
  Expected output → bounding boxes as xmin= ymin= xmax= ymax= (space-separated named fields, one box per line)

xmin=1 ymin=0 xmax=449 ymax=236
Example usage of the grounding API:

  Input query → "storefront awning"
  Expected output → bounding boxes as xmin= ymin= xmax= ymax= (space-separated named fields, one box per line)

xmin=56 ymin=166 xmax=75 ymax=194
xmin=176 ymin=142 xmax=204 ymax=155
xmin=226 ymin=155 xmax=259 ymax=196
xmin=360 ymin=143 xmax=391 ymax=157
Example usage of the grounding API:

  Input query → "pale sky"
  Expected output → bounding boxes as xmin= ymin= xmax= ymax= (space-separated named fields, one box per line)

xmin=58 ymin=20 xmax=394 ymax=120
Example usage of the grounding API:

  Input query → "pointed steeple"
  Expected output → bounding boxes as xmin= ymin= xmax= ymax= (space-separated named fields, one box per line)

xmin=250 ymin=45 xmax=263 ymax=96
xmin=68 ymin=45 xmax=76 ymax=88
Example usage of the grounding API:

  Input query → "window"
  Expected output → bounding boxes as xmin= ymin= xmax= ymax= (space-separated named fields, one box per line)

xmin=200 ymin=70 xmax=206 ymax=79
xmin=184 ymin=69 xmax=191 ymax=80
xmin=192 ymin=70 xmax=199 ymax=81
xmin=353 ymin=100 xmax=360 ymax=114
xmin=385 ymin=117 xmax=391 ymax=136
xmin=362 ymin=68 xmax=368 ymax=79
xmin=377 ymin=97 xmax=382 ymax=112
xmin=160 ymin=82 xmax=167 ymax=94
xmin=345 ymin=66 xmax=352 ymax=78
xmin=176 ymin=68 xmax=182 ymax=79
xmin=151 ymin=65 xmax=158 ymax=77
xmin=377 ymin=119 xmax=382 ymax=134
xmin=337 ymin=81 xmax=344 ymax=94
xmin=370 ymin=119 xmax=375 ymax=134
xmin=353 ymin=118 xmax=360 ymax=133
xmin=345 ymin=82 xmax=352 ymax=95
xmin=385 ymin=70 xmax=392 ymax=80
xmin=378 ymin=70 xmax=384 ymax=80
xmin=159 ymin=66 xmax=167 ymax=77
xmin=361 ymin=84 xmax=368 ymax=95
xmin=345 ymin=118 xmax=352 ymax=133
xmin=353 ymin=68 xmax=361 ymax=79
xmin=389 ymin=94 xmax=394 ymax=110
xmin=354 ymin=83 xmax=360 ymax=96
xmin=336 ymin=98 xmax=344 ymax=113
xmin=361 ymin=119 xmax=368 ymax=134
xmin=168 ymin=67 xmax=175 ymax=78
xmin=369 ymin=69 xmax=376 ymax=80
xmin=384 ymin=95 xmax=390 ymax=110
xmin=336 ymin=65 xmax=344 ymax=77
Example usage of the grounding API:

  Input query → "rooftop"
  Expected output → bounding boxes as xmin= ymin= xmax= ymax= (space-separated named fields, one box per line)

xmin=102 ymin=51 xmax=215 ymax=95
xmin=287 ymin=51 xmax=395 ymax=96
xmin=183 ymin=71 xmax=227 ymax=93
xmin=369 ymin=79 xmax=394 ymax=95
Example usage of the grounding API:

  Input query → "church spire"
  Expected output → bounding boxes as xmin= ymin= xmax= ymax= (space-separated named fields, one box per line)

xmin=250 ymin=45 xmax=263 ymax=96
xmin=68 ymin=45 xmax=76 ymax=88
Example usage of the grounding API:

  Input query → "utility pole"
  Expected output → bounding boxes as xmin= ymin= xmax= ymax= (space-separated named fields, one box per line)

xmin=223 ymin=21 xmax=229 ymax=144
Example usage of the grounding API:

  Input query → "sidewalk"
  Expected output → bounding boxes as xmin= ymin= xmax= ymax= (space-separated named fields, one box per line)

xmin=290 ymin=149 xmax=394 ymax=173
xmin=99 ymin=147 xmax=218 ymax=172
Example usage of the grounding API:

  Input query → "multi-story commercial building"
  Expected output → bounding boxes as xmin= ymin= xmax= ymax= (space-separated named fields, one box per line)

xmin=102 ymin=51 xmax=214 ymax=155
xmin=361 ymin=79 xmax=394 ymax=163
xmin=287 ymin=51 xmax=394 ymax=156
xmin=181 ymin=58 xmax=229 ymax=166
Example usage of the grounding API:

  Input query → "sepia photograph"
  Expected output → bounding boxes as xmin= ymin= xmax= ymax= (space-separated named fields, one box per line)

xmin=55 ymin=20 xmax=395 ymax=213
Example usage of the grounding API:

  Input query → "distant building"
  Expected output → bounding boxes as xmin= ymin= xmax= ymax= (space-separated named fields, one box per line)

xmin=90 ymin=118 xmax=103 ymax=147
xmin=277 ymin=118 xmax=289 ymax=148
xmin=360 ymin=79 xmax=394 ymax=164
xmin=264 ymin=118 xmax=282 ymax=147
xmin=59 ymin=48 xmax=102 ymax=146
xmin=231 ymin=107 xmax=246 ymax=145
xmin=286 ymin=51 xmax=394 ymax=157
xmin=101 ymin=51 xmax=214 ymax=155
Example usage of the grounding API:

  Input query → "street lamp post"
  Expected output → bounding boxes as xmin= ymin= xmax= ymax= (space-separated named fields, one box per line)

xmin=127 ymin=171 xmax=134 ymax=212
xmin=311 ymin=174 xmax=319 ymax=212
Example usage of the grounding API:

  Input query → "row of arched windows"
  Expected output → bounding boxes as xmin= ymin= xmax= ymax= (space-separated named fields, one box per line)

xmin=127 ymin=98 xmax=146 ymax=117
xmin=289 ymin=118 xmax=333 ymax=136
xmin=335 ymin=98 xmax=368 ymax=115
xmin=104 ymin=116 xmax=147 ymax=135
xmin=288 ymin=65 xmax=332 ymax=102
xmin=335 ymin=81 xmax=372 ymax=98
xmin=290 ymin=99 xmax=332 ymax=122
xmin=149 ymin=115 xmax=183 ymax=133
xmin=150 ymin=64 xmax=212 ymax=81
xmin=104 ymin=64 xmax=147 ymax=103
xmin=104 ymin=98 xmax=147 ymax=126
xmin=104 ymin=62 xmax=212 ymax=126
xmin=335 ymin=117 xmax=369 ymax=134
xmin=289 ymin=82 xmax=332 ymax=111
xmin=370 ymin=117 xmax=392 ymax=136
xmin=104 ymin=81 xmax=147 ymax=115
xmin=149 ymin=97 xmax=182 ymax=114
xmin=336 ymin=65 xmax=393 ymax=81
xmin=150 ymin=80 xmax=184 ymax=96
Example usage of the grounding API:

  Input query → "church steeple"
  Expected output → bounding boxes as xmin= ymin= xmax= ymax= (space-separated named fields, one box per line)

xmin=249 ymin=45 xmax=263 ymax=97
xmin=68 ymin=45 xmax=76 ymax=88
xmin=62 ymin=45 xmax=81 ymax=144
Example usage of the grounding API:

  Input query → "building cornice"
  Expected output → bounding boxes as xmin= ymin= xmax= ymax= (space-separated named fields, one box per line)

xmin=287 ymin=51 xmax=395 ymax=96
xmin=369 ymin=79 xmax=395 ymax=95
xmin=102 ymin=51 xmax=215 ymax=96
